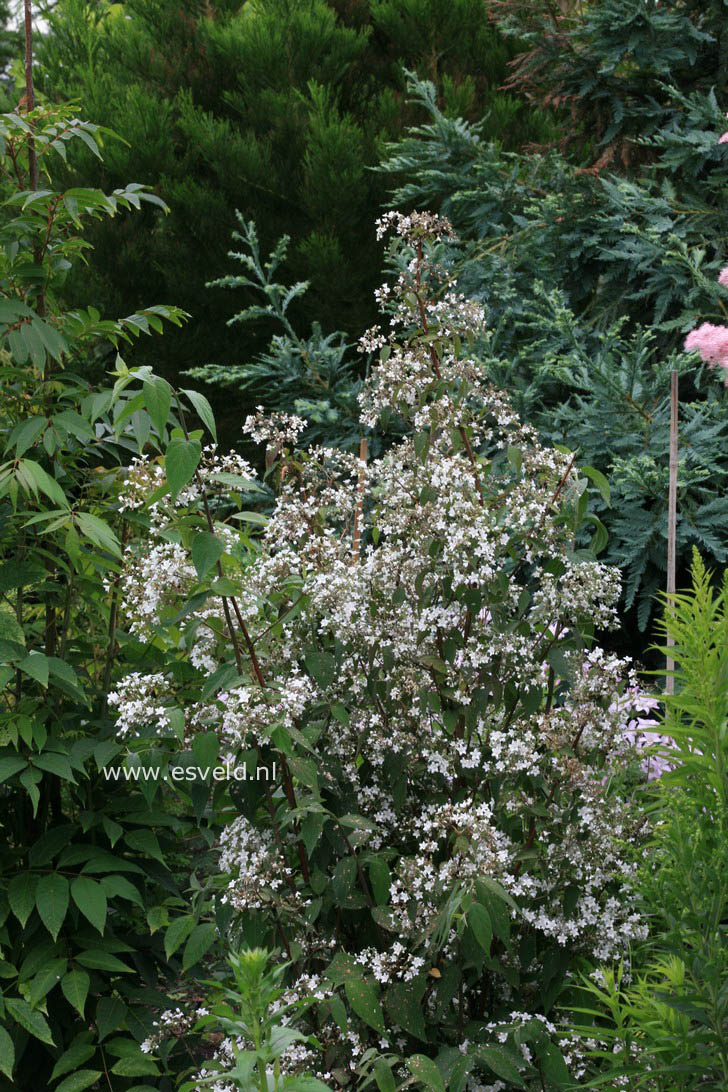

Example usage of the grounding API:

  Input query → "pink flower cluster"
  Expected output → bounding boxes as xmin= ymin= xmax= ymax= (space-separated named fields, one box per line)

xmin=684 ymin=322 xmax=728 ymax=384
xmin=686 ymin=118 xmax=728 ymax=377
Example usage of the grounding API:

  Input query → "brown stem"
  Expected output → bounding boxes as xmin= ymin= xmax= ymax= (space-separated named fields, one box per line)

xmin=352 ymin=437 xmax=367 ymax=563
xmin=23 ymin=2 xmax=38 ymax=191
xmin=174 ymin=391 xmax=311 ymax=883
xmin=101 ymin=522 xmax=129 ymax=713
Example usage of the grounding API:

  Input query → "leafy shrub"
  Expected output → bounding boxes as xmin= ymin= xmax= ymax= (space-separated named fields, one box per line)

xmin=568 ymin=550 xmax=728 ymax=1088
xmin=373 ymin=75 xmax=728 ymax=637
xmin=0 ymin=100 xmax=231 ymax=1090
xmin=110 ymin=211 xmax=657 ymax=1090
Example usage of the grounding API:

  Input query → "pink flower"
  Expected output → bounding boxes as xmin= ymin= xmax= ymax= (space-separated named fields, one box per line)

xmin=684 ymin=323 xmax=728 ymax=383
xmin=719 ymin=267 xmax=728 ymax=288
xmin=719 ymin=132 xmax=728 ymax=144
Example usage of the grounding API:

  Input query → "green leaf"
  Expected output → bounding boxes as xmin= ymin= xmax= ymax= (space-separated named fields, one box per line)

xmin=344 ymin=976 xmax=385 ymax=1035
xmin=36 ymin=873 xmax=69 ymax=940
xmin=33 ymin=751 xmax=76 ymax=781
xmin=143 ymin=375 xmax=172 ymax=438
xmin=61 ymin=970 xmax=90 ymax=1017
xmin=582 ymin=465 xmax=611 ymax=506
xmin=165 ymin=914 xmax=196 ymax=959
xmin=50 ymin=1041 xmax=96 ymax=1082
xmin=75 ymin=950 xmax=133 ymax=973
xmin=0 ymin=1024 xmax=14 ymax=1081
xmin=191 ymin=531 xmax=224 ymax=580
xmin=368 ymin=858 xmax=391 ymax=906
xmin=6 ymin=997 xmax=54 ymax=1045
xmin=28 ymin=959 xmax=66 ymax=1007
xmin=467 ymin=902 xmax=492 ymax=953
xmin=124 ymin=828 xmax=165 ymax=864
xmin=29 ymin=824 xmax=77 ymax=866
xmin=182 ymin=922 xmax=217 ymax=971
xmin=55 ymin=1070 xmax=104 ymax=1092
xmin=71 ymin=876 xmax=107 ymax=934
xmin=182 ymin=389 xmax=217 ymax=441
xmin=96 ymin=996 xmax=126 ymax=1041
xmin=0 ymin=756 xmax=27 ymax=783
xmin=99 ymin=874 xmax=143 ymax=908
xmin=478 ymin=1047 xmax=526 ymax=1088
xmin=407 ymin=1055 xmax=446 ymax=1092
xmin=8 ymin=416 xmax=46 ymax=456
xmin=304 ymin=647 xmax=336 ymax=689
xmin=75 ymin=513 xmax=121 ymax=557
xmin=384 ymin=978 xmax=427 ymax=1041
xmin=9 ymin=872 xmax=37 ymax=927
xmin=17 ymin=459 xmax=69 ymax=507
xmin=0 ymin=604 xmax=25 ymax=646
xmin=536 ymin=1041 xmax=572 ymax=1086
xmin=165 ymin=437 xmax=201 ymax=500
xmin=111 ymin=1055 xmax=160 ymax=1077
xmin=373 ymin=1058 xmax=396 ymax=1092
xmin=18 ymin=651 xmax=49 ymax=687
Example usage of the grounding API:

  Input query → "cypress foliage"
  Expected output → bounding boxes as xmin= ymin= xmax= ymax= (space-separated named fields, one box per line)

xmin=34 ymin=0 xmax=555 ymax=412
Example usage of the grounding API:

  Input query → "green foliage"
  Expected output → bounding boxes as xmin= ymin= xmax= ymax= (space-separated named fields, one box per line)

xmin=376 ymin=74 xmax=728 ymax=637
xmin=0 ymin=99 xmax=232 ymax=1089
xmin=568 ymin=551 xmax=728 ymax=1088
xmin=117 ymin=212 xmax=650 ymax=1091
xmin=189 ymin=215 xmax=364 ymax=451
xmin=493 ymin=0 xmax=724 ymax=163
xmin=180 ymin=949 xmax=332 ymax=1092
xmin=32 ymin=0 xmax=556 ymax=419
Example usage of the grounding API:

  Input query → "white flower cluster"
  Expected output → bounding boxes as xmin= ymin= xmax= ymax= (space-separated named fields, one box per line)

xmin=110 ymin=211 xmax=658 ymax=1084
xmin=218 ymin=815 xmax=293 ymax=910
xmin=243 ymin=406 xmax=308 ymax=446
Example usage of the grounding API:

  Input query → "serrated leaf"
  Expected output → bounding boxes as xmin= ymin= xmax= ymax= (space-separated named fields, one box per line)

xmin=182 ymin=922 xmax=217 ymax=971
xmin=407 ymin=1054 xmax=446 ymax=1092
xmin=344 ymin=976 xmax=385 ymax=1035
xmin=182 ymin=389 xmax=217 ymax=441
xmin=165 ymin=914 xmax=196 ymax=960
xmin=9 ymin=872 xmax=37 ymax=927
xmin=71 ymin=876 xmax=107 ymax=934
xmin=478 ymin=1046 xmax=526 ymax=1088
xmin=18 ymin=651 xmax=49 ymax=687
xmin=55 ymin=1070 xmax=104 ymax=1092
xmin=467 ymin=902 xmax=492 ymax=953
xmin=61 ymin=970 xmax=90 ymax=1017
xmin=50 ymin=1041 xmax=96 ymax=1082
xmin=191 ymin=531 xmax=224 ymax=580
xmin=6 ymin=997 xmax=54 ymax=1044
xmin=0 ymin=1024 xmax=14 ymax=1080
xmin=36 ymin=873 xmax=69 ymax=940
xmin=143 ymin=376 xmax=172 ymax=438
xmin=165 ymin=437 xmax=201 ymax=501
xmin=96 ymin=996 xmax=126 ymax=1042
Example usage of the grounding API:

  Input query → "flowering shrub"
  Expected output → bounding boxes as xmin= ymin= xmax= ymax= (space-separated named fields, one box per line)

xmin=111 ymin=212 xmax=655 ymax=1090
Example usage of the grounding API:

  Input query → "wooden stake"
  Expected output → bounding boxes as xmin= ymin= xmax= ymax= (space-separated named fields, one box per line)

xmin=666 ymin=369 xmax=678 ymax=695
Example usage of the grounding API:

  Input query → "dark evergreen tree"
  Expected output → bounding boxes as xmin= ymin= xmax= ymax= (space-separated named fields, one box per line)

xmin=34 ymin=0 xmax=555 ymax=425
